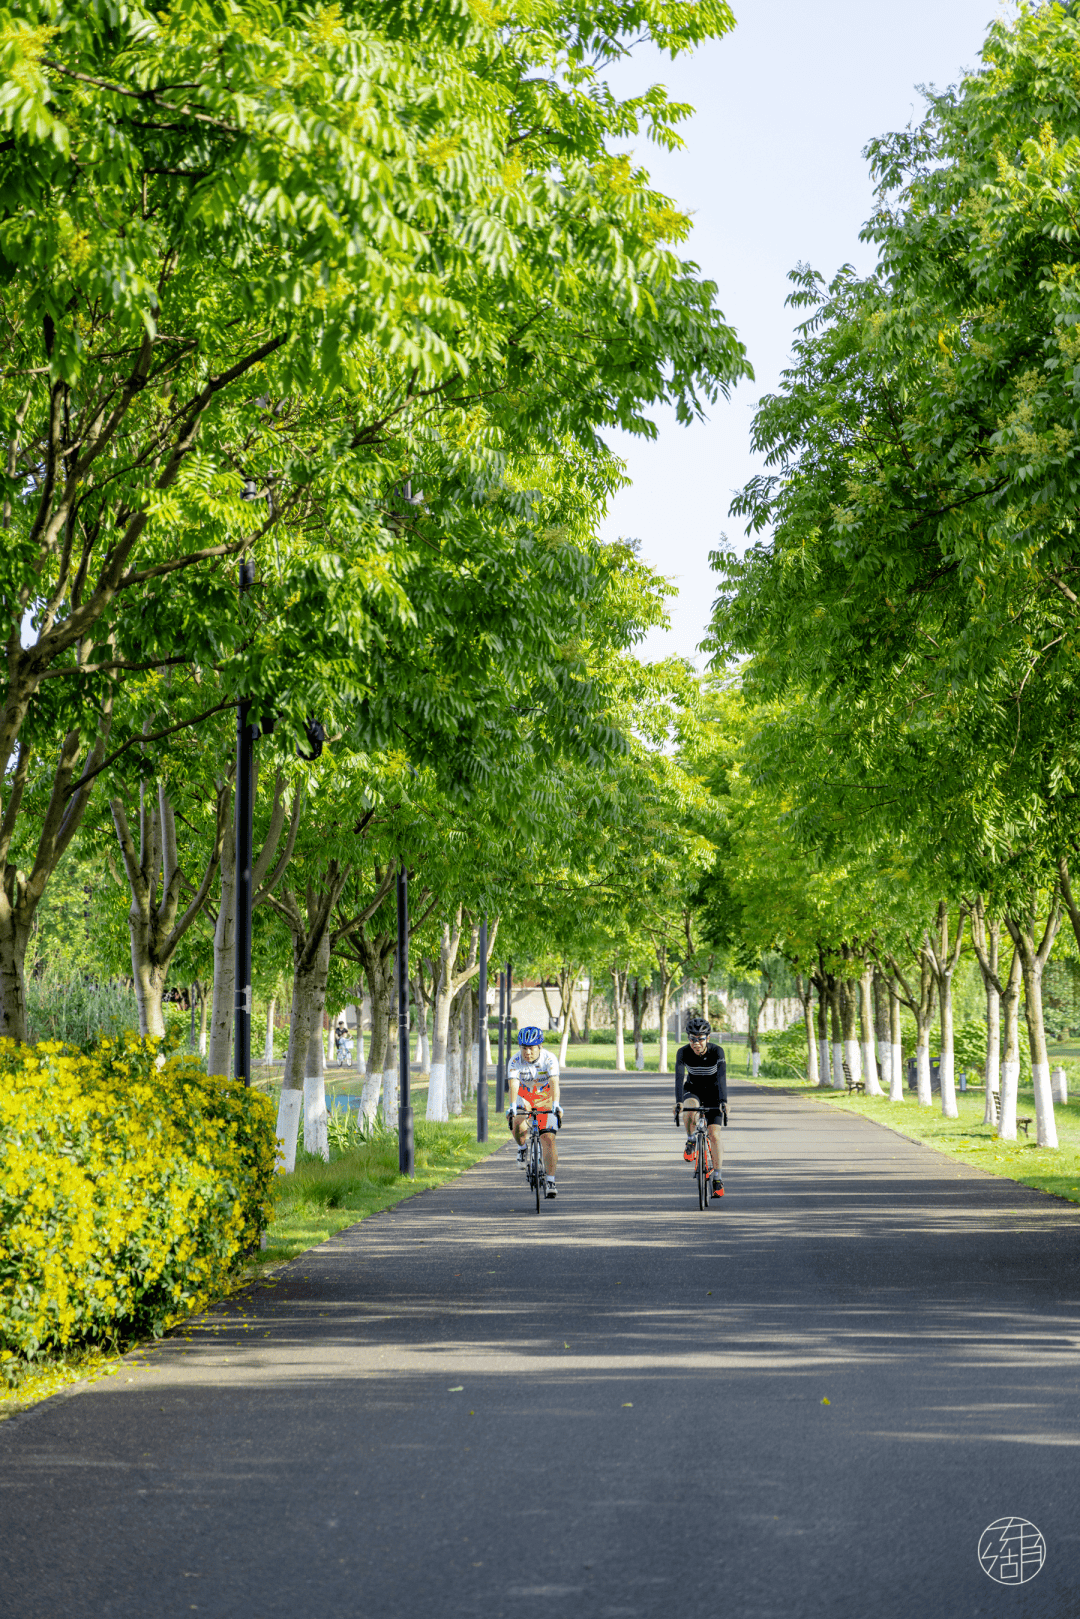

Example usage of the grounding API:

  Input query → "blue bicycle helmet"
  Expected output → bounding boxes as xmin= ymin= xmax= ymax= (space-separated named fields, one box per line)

xmin=517 ymin=1025 xmax=544 ymax=1047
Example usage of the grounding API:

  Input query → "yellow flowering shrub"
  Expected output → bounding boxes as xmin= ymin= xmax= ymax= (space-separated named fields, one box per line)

xmin=0 ymin=1035 xmax=277 ymax=1369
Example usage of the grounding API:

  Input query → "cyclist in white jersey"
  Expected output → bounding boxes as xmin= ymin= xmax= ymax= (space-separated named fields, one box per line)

xmin=505 ymin=1026 xmax=562 ymax=1198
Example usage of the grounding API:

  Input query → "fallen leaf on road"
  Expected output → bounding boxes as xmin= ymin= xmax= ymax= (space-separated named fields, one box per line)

xmin=448 ymin=1386 xmax=464 ymax=1392
xmin=821 ymin=1397 xmax=830 ymax=1405
xmin=622 ymin=1402 xmax=633 ymax=1408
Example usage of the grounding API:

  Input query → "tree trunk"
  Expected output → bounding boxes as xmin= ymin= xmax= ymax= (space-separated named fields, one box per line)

xmin=414 ymin=981 xmax=430 ymax=1070
xmin=800 ymin=975 xmax=819 ymax=1084
xmin=984 ymin=976 xmax=1001 ymax=1125
xmin=583 ymin=973 xmax=594 ymax=1039
xmin=462 ymin=986 xmax=474 ymax=1100
xmin=892 ymin=944 xmax=937 ymax=1106
xmin=382 ymin=951 xmax=398 ymax=1125
xmin=872 ymin=969 xmax=889 ymax=1090
xmin=612 ymin=964 xmax=627 ymax=1071
xmin=362 ymin=989 xmax=387 ymax=1125
xmin=630 ymin=976 xmax=646 ymax=1071
xmin=816 ymin=974 xmax=829 ymax=1089
xmin=264 ymin=998 xmax=275 ymax=1065
xmin=999 ymin=944 xmax=1023 ymax=1141
xmin=283 ymin=930 xmax=331 ymax=1093
xmin=655 ymin=948 xmax=675 ymax=1075
xmin=840 ymin=973 xmax=860 ymax=1090
xmin=429 ymin=971 xmax=453 ymax=1121
xmin=924 ymin=902 xmax=964 ymax=1119
xmin=353 ymin=1002 xmax=365 ymax=1072
xmin=915 ymin=1023 xmax=932 ymax=1104
xmin=113 ymin=781 xmax=227 ymax=1042
xmin=1006 ymin=896 xmax=1061 ymax=1150
xmin=859 ymin=967 xmax=883 ymax=1096
xmin=1022 ymin=958 xmax=1057 ymax=1149
xmin=208 ymin=814 xmax=237 ymax=1078
xmin=888 ymin=978 xmax=904 ymax=1102
xmin=447 ymin=993 xmax=463 ymax=1116
xmin=198 ymin=985 xmax=209 ymax=1059
xmin=828 ymin=975 xmax=843 ymax=1089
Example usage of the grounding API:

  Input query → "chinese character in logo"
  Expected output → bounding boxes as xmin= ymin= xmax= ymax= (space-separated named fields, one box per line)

xmin=978 ymin=1517 xmax=1046 ymax=1584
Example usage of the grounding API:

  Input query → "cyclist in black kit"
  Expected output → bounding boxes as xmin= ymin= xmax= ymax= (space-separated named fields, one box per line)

xmin=674 ymin=1015 xmax=728 ymax=1198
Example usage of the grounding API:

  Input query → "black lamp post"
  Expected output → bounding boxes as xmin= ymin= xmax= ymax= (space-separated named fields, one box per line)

xmin=506 ymin=957 xmax=513 ymax=1063
xmin=397 ymin=863 xmax=414 ymax=1177
xmin=476 ymin=918 xmax=488 ymax=1142
xmin=496 ymin=970 xmax=506 ymax=1111
xmin=234 ymin=560 xmax=256 ymax=1088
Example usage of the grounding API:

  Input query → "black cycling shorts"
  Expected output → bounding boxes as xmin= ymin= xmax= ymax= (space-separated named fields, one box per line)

xmin=682 ymin=1095 xmax=724 ymax=1126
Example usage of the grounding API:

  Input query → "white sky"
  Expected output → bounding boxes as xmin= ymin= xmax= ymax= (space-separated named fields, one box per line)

xmin=600 ymin=0 xmax=1011 ymax=663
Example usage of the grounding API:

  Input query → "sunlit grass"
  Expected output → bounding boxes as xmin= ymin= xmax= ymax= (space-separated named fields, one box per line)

xmin=262 ymin=1094 xmax=505 ymax=1265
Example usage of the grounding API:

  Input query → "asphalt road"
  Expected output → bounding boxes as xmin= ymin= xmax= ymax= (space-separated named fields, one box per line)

xmin=3 ymin=1073 xmax=1080 ymax=1619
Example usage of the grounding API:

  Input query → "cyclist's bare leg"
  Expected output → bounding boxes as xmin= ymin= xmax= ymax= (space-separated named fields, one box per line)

xmin=511 ymin=1117 xmax=529 ymax=1147
xmin=707 ymin=1122 xmax=723 ymax=1179
xmin=542 ymin=1132 xmax=558 ymax=1176
xmin=683 ymin=1105 xmax=698 ymax=1140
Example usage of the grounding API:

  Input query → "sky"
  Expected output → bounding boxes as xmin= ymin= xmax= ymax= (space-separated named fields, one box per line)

xmin=599 ymin=0 xmax=1012 ymax=663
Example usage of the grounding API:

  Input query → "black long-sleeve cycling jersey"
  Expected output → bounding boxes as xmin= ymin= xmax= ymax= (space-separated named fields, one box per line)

xmin=674 ymin=1042 xmax=728 ymax=1109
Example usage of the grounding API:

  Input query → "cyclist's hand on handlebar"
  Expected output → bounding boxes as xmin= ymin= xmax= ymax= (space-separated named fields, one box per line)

xmin=554 ymin=1104 xmax=563 ymax=1122
xmin=673 ymin=1102 xmax=681 ymax=1122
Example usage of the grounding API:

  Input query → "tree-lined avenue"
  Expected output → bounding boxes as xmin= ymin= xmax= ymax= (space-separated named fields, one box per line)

xmin=2 ymin=1075 xmax=1078 ymax=1618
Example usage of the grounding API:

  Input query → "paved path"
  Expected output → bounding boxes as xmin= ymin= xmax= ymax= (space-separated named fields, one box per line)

xmin=3 ymin=1075 xmax=1080 ymax=1618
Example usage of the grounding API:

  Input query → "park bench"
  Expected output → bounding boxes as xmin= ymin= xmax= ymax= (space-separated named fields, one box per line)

xmin=987 ymin=1091 xmax=1033 ymax=1136
xmin=842 ymin=1059 xmax=864 ymax=1095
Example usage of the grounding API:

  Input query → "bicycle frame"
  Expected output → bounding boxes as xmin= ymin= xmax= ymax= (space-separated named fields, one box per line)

xmin=677 ymin=1100 xmax=716 ymax=1210
xmin=516 ymin=1107 xmax=548 ymax=1212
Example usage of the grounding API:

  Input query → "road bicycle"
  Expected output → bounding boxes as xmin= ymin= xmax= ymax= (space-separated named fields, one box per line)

xmin=518 ymin=1106 xmax=549 ymax=1213
xmin=676 ymin=1099 xmax=724 ymax=1210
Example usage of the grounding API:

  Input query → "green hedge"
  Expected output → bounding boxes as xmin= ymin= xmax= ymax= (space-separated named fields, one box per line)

xmin=0 ymin=1034 xmax=277 ymax=1371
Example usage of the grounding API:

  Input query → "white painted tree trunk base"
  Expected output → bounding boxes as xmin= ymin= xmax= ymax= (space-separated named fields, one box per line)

xmin=831 ymin=1042 xmax=844 ymax=1089
xmin=938 ymin=1051 xmax=959 ymax=1119
xmin=862 ymin=1040 xmax=883 ymax=1096
xmin=635 ymin=1040 xmax=645 ymax=1072
xmin=275 ymin=1088 xmax=302 ymax=1175
xmin=447 ymin=1049 xmax=462 ymax=1115
xmin=817 ymin=1038 xmax=830 ymax=1088
xmin=751 ymin=1050 xmax=760 ymax=1077
xmin=427 ymin=1060 xmax=449 ymax=1121
xmin=360 ymin=1068 xmax=381 ymax=1127
xmin=382 ymin=1065 xmax=397 ymax=1127
xmin=889 ymin=1041 xmax=905 ymax=1102
xmin=304 ymin=1075 xmax=329 ymax=1161
xmin=1032 ymin=1061 xmax=1058 ymax=1148
xmin=916 ymin=1045 xmax=932 ymax=1107
xmin=419 ymin=1030 xmax=430 ymax=1070
xmin=999 ymin=1059 xmax=1020 ymax=1140
xmin=1052 ymin=1066 xmax=1068 ymax=1105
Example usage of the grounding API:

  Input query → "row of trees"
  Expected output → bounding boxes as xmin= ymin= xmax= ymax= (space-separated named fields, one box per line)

xmin=1 ymin=0 xmax=753 ymax=1125
xmin=688 ymin=4 xmax=1080 ymax=1151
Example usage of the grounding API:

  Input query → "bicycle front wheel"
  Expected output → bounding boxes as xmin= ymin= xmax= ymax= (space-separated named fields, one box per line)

xmin=697 ymin=1143 xmax=706 ymax=1210
xmin=533 ymin=1142 xmax=541 ymax=1213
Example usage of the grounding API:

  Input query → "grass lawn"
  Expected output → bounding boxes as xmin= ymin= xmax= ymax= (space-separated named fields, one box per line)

xmin=561 ymin=1042 xmax=672 ymax=1073
xmin=750 ymin=1056 xmax=1080 ymax=1205
xmin=0 ymin=1081 xmax=505 ymax=1421
xmin=260 ymin=1084 xmax=505 ymax=1266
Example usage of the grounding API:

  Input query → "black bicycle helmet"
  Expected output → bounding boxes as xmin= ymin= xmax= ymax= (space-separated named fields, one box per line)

xmin=685 ymin=1015 xmax=711 ymax=1039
